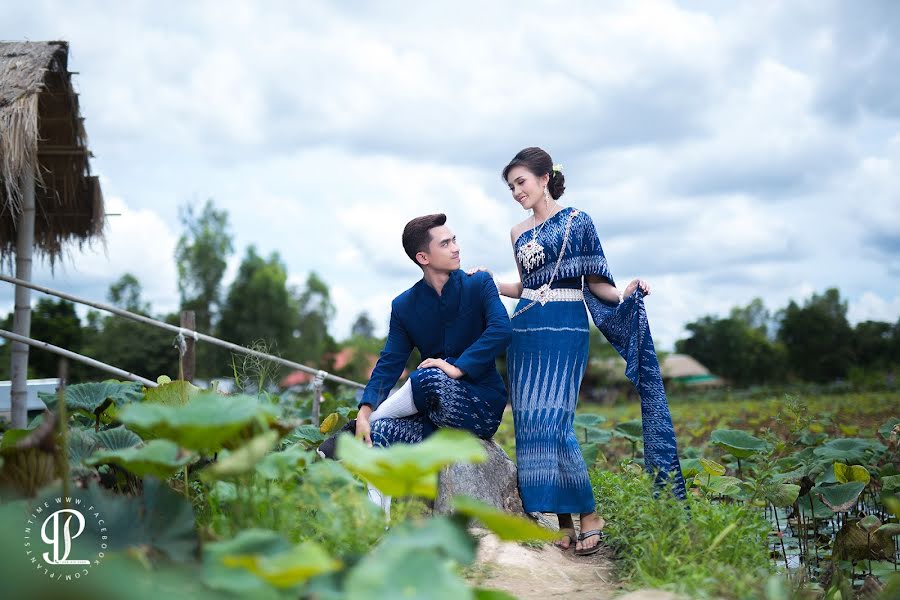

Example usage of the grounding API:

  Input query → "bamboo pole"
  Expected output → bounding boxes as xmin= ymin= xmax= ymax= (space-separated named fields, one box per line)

xmin=9 ymin=167 xmax=36 ymax=428
xmin=0 ymin=329 xmax=157 ymax=387
xmin=180 ymin=310 xmax=196 ymax=382
xmin=0 ymin=274 xmax=365 ymax=390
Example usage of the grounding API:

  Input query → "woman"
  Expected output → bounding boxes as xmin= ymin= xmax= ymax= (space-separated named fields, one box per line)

xmin=475 ymin=147 xmax=685 ymax=556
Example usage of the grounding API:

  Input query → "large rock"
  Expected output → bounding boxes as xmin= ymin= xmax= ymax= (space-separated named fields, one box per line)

xmin=434 ymin=438 xmax=526 ymax=515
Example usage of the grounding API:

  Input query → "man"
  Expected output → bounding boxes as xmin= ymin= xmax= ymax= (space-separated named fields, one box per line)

xmin=320 ymin=213 xmax=511 ymax=460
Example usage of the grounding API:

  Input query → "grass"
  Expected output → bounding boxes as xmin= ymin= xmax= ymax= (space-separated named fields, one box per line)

xmin=590 ymin=468 xmax=773 ymax=599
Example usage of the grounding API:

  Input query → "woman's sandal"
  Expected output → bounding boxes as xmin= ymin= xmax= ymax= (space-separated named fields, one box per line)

xmin=554 ymin=528 xmax=576 ymax=551
xmin=574 ymin=529 xmax=604 ymax=556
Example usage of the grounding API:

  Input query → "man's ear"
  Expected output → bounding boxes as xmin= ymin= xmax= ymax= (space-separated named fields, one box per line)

xmin=416 ymin=251 xmax=429 ymax=266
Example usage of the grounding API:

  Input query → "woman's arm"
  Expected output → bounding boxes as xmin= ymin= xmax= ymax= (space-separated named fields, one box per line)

xmin=586 ymin=275 xmax=650 ymax=303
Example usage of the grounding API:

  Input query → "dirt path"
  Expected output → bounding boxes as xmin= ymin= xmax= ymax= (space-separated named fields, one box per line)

xmin=467 ymin=528 xmax=617 ymax=599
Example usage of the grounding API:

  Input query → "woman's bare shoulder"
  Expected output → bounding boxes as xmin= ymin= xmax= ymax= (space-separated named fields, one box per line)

xmin=510 ymin=218 xmax=532 ymax=241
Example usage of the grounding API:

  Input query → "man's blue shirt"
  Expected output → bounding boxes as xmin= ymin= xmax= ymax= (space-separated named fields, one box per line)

xmin=359 ymin=269 xmax=511 ymax=410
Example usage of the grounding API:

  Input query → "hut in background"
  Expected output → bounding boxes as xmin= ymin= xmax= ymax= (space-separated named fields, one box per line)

xmin=0 ymin=41 xmax=104 ymax=427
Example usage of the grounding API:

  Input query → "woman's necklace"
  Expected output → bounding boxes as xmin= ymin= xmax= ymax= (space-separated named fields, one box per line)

xmin=516 ymin=207 xmax=559 ymax=272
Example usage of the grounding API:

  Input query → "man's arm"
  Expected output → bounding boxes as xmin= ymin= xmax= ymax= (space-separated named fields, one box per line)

xmin=358 ymin=302 xmax=413 ymax=410
xmin=454 ymin=272 xmax=512 ymax=380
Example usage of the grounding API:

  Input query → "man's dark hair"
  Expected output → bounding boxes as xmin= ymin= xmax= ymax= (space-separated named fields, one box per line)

xmin=402 ymin=213 xmax=447 ymax=266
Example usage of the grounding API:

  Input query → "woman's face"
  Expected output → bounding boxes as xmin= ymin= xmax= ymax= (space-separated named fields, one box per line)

xmin=506 ymin=165 xmax=549 ymax=211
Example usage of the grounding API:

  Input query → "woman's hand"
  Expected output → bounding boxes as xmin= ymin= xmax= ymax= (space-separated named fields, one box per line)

xmin=418 ymin=357 xmax=464 ymax=379
xmin=466 ymin=266 xmax=493 ymax=277
xmin=623 ymin=278 xmax=651 ymax=298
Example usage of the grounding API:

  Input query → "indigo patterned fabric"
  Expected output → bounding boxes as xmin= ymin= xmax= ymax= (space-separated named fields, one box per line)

xmin=511 ymin=207 xmax=686 ymax=510
xmin=509 ymin=299 xmax=594 ymax=513
xmin=583 ymin=287 xmax=687 ymax=498
xmin=370 ymin=367 xmax=504 ymax=447
xmin=359 ymin=269 xmax=511 ymax=412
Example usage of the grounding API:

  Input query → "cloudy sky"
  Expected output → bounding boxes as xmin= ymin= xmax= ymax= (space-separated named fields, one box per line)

xmin=1 ymin=0 xmax=898 ymax=358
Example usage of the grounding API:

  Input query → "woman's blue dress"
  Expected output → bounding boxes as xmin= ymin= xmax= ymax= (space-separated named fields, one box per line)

xmin=510 ymin=207 xmax=685 ymax=515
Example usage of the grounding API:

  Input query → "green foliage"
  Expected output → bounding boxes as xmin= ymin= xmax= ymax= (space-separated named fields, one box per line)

xmin=676 ymin=297 xmax=787 ymax=386
xmin=175 ymin=199 xmax=234 ymax=377
xmin=336 ymin=428 xmax=488 ymax=498
xmin=591 ymin=469 xmax=772 ymax=598
xmin=452 ymin=496 xmax=557 ymax=542
xmin=118 ymin=392 xmax=280 ymax=453
xmin=710 ymin=428 xmax=770 ymax=458
xmin=778 ymin=288 xmax=855 ymax=382
xmin=86 ymin=439 xmax=196 ymax=479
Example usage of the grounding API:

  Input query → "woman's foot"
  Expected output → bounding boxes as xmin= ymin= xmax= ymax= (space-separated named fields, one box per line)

xmin=575 ymin=512 xmax=605 ymax=555
xmin=555 ymin=513 xmax=576 ymax=550
xmin=555 ymin=527 xmax=576 ymax=550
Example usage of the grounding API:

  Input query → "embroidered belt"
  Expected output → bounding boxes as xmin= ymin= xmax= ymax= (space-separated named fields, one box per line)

xmin=521 ymin=285 xmax=584 ymax=306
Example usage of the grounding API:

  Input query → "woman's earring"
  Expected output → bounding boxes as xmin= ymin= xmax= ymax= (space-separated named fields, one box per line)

xmin=543 ymin=186 xmax=551 ymax=205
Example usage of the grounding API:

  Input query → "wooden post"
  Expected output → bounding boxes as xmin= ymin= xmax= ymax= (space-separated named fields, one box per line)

xmin=10 ymin=167 xmax=36 ymax=428
xmin=180 ymin=310 xmax=196 ymax=382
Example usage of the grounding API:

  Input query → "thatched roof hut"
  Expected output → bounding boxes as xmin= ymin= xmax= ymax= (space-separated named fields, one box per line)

xmin=589 ymin=353 xmax=723 ymax=387
xmin=0 ymin=40 xmax=104 ymax=263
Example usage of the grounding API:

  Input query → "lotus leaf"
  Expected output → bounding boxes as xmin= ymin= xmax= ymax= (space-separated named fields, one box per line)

xmin=39 ymin=380 xmax=143 ymax=418
xmin=858 ymin=514 xmax=882 ymax=533
xmin=816 ymin=482 xmax=866 ymax=512
xmin=679 ymin=458 xmax=702 ymax=478
xmin=833 ymin=462 xmax=870 ymax=485
xmin=255 ymin=444 xmax=314 ymax=480
xmin=86 ymin=439 xmax=196 ymax=478
xmin=766 ymin=483 xmax=801 ymax=508
xmin=203 ymin=528 xmax=291 ymax=595
xmin=700 ymin=458 xmax=726 ymax=476
xmin=699 ymin=475 xmax=744 ymax=498
xmin=119 ymin=393 xmax=279 ymax=452
xmin=710 ymin=429 xmax=769 ymax=459
xmin=878 ymin=418 xmax=900 ymax=440
xmin=143 ymin=379 xmax=201 ymax=406
xmin=336 ymin=428 xmax=487 ymax=499
xmin=94 ymin=426 xmax=143 ymax=450
xmin=876 ymin=523 xmax=900 ymax=537
xmin=283 ymin=424 xmax=325 ymax=449
xmin=223 ymin=540 xmax=341 ymax=589
xmin=613 ymin=419 xmax=643 ymax=441
xmin=80 ymin=478 xmax=198 ymax=561
xmin=881 ymin=474 xmax=900 ymax=492
xmin=344 ymin=537 xmax=472 ymax=600
xmin=202 ymin=431 xmax=279 ymax=480
xmin=812 ymin=438 xmax=886 ymax=464
xmin=453 ymin=496 xmax=557 ymax=542
xmin=573 ymin=414 xmax=607 ymax=429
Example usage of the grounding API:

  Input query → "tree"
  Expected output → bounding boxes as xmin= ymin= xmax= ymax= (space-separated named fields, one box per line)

xmin=777 ymin=288 xmax=854 ymax=382
xmin=217 ymin=247 xmax=300 ymax=367
xmin=294 ymin=272 xmax=337 ymax=364
xmin=81 ymin=274 xmax=178 ymax=381
xmin=350 ymin=312 xmax=376 ymax=340
xmin=676 ymin=298 xmax=787 ymax=386
xmin=852 ymin=319 xmax=898 ymax=370
xmin=175 ymin=200 xmax=234 ymax=378
xmin=175 ymin=199 xmax=233 ymax=333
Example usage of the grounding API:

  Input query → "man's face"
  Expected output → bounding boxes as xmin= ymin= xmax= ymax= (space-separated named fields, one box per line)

xmin=417 ymin=225 xmax=461 ymax=272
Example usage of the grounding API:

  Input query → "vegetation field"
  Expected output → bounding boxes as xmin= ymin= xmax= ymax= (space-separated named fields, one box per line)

xmin=0 ymin=381 xmax=897 ymax=599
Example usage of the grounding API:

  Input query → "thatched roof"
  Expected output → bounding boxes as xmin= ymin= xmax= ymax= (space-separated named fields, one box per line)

xmin=0 ymin=41 xmax=104 ymax=264
xmin=589 ymin=353 xmax=723 ymax=386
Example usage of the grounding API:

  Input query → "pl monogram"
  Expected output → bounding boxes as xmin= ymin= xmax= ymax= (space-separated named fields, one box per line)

xmin=23 ymin=495 xmax=108 ymax=581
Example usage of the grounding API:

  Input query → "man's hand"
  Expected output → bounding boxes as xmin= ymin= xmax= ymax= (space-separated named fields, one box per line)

xmin=356 ymin=405 xmax=373 ymax=447
xmin=466 ymin=266 xmax=492 ymax=276
xmin=417 ymin=357 xmax=464 ymax=379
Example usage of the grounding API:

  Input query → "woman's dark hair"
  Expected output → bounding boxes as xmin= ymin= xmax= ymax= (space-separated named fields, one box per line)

xmin=402 ymin=213 xmax=447 ymax=265
xmin=501 ymin=147 xmax=566 ymax=200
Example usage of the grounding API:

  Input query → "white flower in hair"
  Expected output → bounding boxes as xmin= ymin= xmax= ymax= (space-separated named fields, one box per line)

xmin=552 ymin=164 xmax=563 ymax=173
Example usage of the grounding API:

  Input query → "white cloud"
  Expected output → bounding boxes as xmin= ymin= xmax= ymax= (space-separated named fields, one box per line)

xmin=1 ymin=0 xmax=898 ymax=355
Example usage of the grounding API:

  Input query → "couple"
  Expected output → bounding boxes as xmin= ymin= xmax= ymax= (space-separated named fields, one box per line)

xmin=323 ymin=147 xmax=685 ymax=556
